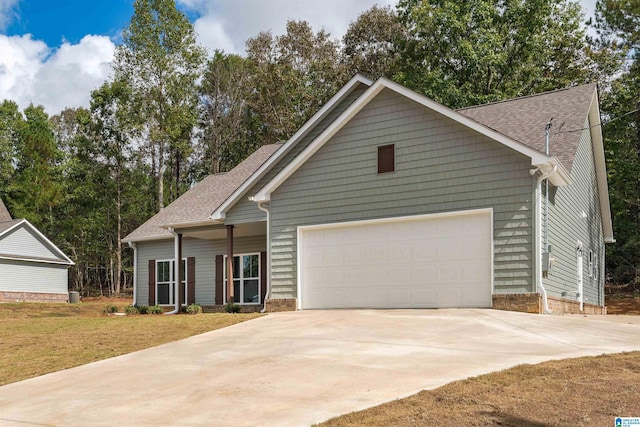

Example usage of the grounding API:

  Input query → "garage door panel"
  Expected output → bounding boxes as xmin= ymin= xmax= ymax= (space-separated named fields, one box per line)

xmin=300 ymin=210 xmax=492 ymax=309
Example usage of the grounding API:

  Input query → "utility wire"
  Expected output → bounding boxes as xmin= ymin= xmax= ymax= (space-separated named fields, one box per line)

xmin=554 ymin=106 xmax=640 ymax=135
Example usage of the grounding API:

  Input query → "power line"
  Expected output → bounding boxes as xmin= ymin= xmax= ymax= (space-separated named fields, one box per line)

xmin=554 ymin=107 xmax=640 ymax=135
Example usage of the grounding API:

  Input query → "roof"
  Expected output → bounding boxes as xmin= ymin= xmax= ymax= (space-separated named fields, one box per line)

xmin=458 ymin=83 xmax=597 ymax=172
xmin=0 ymin=198 xmax=11 ymax=222
xmin=123 ymin=144 xmax=281 ymax=243
xmin=0 ymin=218 xmax=74 ymax=265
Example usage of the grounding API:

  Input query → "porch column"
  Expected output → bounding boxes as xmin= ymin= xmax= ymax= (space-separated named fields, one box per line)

xmin=226 ymin=225 xmax=234 ymax=304
xmin=177 ymin=233 xmax=184 ymax=306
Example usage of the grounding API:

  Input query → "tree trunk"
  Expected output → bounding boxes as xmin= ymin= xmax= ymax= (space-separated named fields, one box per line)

xmin=115 ymin=169 xmax=122 ymax=295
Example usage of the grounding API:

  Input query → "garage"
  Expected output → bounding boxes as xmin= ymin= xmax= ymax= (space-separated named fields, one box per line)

xmin=298 ymin=209 xmax=493 ymax=309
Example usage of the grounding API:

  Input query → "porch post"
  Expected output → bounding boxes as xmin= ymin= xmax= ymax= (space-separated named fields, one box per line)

xmin=226 ymin=225 xmax=234 ymax=304
xmin=177 ymin=233 xmax=184 ymax=307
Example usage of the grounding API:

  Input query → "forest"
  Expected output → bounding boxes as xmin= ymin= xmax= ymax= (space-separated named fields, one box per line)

xmin=0 ymin=0 xmax=638 ymax=296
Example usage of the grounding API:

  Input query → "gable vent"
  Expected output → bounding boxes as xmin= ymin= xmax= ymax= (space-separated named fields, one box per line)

xmin=378 ymin=144 xmax=395 ymax=174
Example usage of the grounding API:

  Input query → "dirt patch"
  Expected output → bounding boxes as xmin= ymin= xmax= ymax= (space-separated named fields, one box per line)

xmin=318 ymin=352 xmax=640 ymax=426
xmin=606 ymin=295 xmax=640 ymax=315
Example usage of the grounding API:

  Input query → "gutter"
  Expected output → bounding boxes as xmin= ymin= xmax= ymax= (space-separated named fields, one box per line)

xmin=128 ymin=241 xmax=137 ymax=307
xmin=256 ymin=201 xmax=271 ymax=313
xmin=530 ymin=164 xmax=557 ymax=314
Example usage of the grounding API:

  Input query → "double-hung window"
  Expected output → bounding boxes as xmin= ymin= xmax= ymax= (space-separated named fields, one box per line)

xmin=156 ymin=259 xmax=187 ymax=305
xmin=224 ymin=253 xmax=260 ymax=304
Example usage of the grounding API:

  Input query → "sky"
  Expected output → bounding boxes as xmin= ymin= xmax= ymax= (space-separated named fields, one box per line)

xmin=0 ymin=0 xmax=597 ymax=115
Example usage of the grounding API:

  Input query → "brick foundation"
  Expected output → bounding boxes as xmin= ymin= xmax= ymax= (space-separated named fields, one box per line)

xmin=547 ymin=296 xmax=607 ymax=315
xmin=264 ymin=298 xmax=297 ymax=312
xmin=492 ymin=293 xmax=606 ymax=315
xmin=0 ymin=291 xmax=69 ymax=303
xmin=492 ymin=293 xmax=542 ymax=314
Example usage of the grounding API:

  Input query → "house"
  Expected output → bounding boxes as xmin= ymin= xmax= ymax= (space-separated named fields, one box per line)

xmin=123 ymin=75 xmax=613 ymax=314
xmin=0 ymin=198 xmax=74 ymax=302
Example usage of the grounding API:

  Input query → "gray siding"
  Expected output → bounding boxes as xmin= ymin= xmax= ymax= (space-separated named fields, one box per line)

xmin=136 ymin=236 xmax=266 ymax=306
xmin=225 ymin=84 xmax=370 ymax=224
xmin=544 ymin=117 xmax=605 ymax=306
xmin=269 ymin=89 xmax=535 ymax=299
xmin=0 ymin=259 xmax=68 ymax=294
xmin=0 ymin=226 xmax=61 ymax=259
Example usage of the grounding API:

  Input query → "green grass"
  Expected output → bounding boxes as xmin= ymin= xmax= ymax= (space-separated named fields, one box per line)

xmin=0 ymin=301 xmax=262 ymax=385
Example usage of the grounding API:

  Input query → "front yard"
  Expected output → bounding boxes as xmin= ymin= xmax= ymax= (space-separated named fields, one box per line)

xmin=0 ymin=298 xmax=261 ymax=385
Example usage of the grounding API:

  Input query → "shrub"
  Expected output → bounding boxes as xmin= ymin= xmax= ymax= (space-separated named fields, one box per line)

xmin=124 ymin=305 xmax=139 ymax=315
xmin=149 ymin=305 xmax=163 ymax=314
xmin=186 ymin=303 xmax=202 ymax=314
xmin=104 ymin=305 xmax=118 ymax=314
xmin=136 ymin=305 xmax=150 ymax=314
xmin=224 ymin=302 xmax=241 ymax=313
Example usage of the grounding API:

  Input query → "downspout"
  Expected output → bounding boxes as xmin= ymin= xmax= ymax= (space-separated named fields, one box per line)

xmin=576 ymin=241 xmax=584 ymax=311
xmin=257 ymin=202 xmax=271 ymax=313
xmin=165 ymin=228 xmax=180 ymax=315
xmin=128 ymin=241 xmax=137 ymax=307
xmin=530 ymin=164 xmax=557 ymax=314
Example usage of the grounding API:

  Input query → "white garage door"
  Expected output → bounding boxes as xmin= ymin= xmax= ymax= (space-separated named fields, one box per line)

xmin=298 ymin=209 xmax=492 ymax=309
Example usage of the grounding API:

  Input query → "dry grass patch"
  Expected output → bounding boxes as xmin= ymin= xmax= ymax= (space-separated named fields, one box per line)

xmin=0 ymin=301 xmax=262 ymax=385
xmin=318 ymin=352 xmax=640 ymax=427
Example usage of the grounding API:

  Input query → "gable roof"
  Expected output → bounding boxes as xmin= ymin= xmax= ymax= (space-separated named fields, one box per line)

xmin=251 ymin=77 xmax=575 ymax=204
xmin=458 ymin=83 xmax=597 ymax=173
xmin=123 ymin=144 xmax=281 ymax=243
xmin=0 ymin=219 xmax=74 ymax=265
xmin=0 ymin=198 xmax=11 ymax=222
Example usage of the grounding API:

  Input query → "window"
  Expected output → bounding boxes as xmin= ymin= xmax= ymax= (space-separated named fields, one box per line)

xmin=156 ymin=259 xmax=187 ymax=305
xmin=588 ymin=250 xmax=594 ymax=278
xmin=378 ymin=144 xmax=395 ymax=174
xmin=224 ymin=253 xmax=260 ymax=304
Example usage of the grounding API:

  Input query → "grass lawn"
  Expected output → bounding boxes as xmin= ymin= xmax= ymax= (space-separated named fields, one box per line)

xmin=317 ymin=351 xmax=640 ymax=426
xmin=0 ymin=298 xmax=262 ymax=386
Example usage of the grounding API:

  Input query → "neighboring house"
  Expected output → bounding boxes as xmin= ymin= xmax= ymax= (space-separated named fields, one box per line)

xmin=0 ymin=199 xmax=74 ymax=302
xmin=124 ymin=75 xmax=613 ymax=314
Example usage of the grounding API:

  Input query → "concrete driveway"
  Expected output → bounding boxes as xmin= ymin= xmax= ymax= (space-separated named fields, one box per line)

xmin=2 ymin=309 xmax=640 ymax=426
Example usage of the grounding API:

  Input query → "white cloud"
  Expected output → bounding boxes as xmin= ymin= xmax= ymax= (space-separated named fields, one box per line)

xmin=179 ymin=0 xmax=396 ymax=54
xmin=0 ymin=0 xmax=20 ymax=31
xmin=0 ymin=34 xmax=114 ymax=115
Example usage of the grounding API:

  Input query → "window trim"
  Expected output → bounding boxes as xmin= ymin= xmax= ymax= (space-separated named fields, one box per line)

xmin=155 ymin=258 xmax=187 ymax=306
xmin=223 ymin=253 xmax=261 ymax=305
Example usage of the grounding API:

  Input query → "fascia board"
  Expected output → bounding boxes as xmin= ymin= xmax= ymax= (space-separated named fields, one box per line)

xmin=589 ymin=89 xmax=614 ymax=243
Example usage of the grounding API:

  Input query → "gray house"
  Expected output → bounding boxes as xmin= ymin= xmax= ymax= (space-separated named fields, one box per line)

xmin=0 ymin=199 xmax=74 ymax=302
xmin=124 ymin=75 xmax=613 ymax=314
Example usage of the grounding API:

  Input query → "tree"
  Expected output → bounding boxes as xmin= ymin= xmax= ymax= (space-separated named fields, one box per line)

xmin=396 ymin=0 xmax=600 ymax=108
xmin=342 ymin=5 xmax=406 ymax=80
xmin=113 ymin=0 xmax=206 ymax=210
xmin=0 ymin=100 xmax=22 ymax=198
xmin=198 ymin=52 xmax=253 ymax=177
xmin=246 ymin=20 xmax=347 ymax=146
xmin=9 ymin=105 xmax=62 ymax=232
xmin=594 ymin=0 xmax=640 ymax=285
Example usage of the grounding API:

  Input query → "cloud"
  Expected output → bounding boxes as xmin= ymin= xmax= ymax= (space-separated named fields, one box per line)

xmin=0 ymin=34 xmax=114 ymax=115
xmin=0 ymin=0 xmax=20 ymax=31
xmin=179 ymin=0 xmax=396 ymax=54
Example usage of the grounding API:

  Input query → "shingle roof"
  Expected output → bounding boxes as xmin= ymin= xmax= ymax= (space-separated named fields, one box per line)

xmin=0 ymin=198 xmax=11 ymax=222
xmin=0 ymin=219 xmax=21 ymax=234
xmin=458 ymin=83 xmax=597 ymax=172
xmin=123 ymin=144 xmax=282 ymax=242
